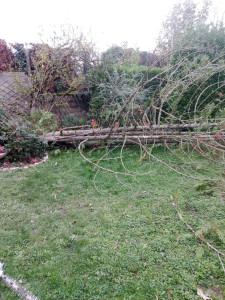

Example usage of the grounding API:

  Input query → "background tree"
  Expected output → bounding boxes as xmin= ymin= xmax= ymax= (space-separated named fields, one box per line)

xmin=14 ymin=29 xmax=97 ymax=114
xmin=11 ymin=43 xmax=28 ymax=72
xmin=157 ymin=0 xmax=211 ymax=56
xmin=0 ymin=39 xmax=13 ymax=71
xmin=87 ymin=45 xmax=164 ymax=125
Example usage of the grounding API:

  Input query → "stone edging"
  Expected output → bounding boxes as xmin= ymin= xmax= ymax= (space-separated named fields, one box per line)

xmin=0 ymin=154 xmax=49 ymax=172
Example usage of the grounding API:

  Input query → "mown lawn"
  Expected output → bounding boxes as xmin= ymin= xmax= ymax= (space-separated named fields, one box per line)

xmin=0 ymin=146 xmax=224 ymax=299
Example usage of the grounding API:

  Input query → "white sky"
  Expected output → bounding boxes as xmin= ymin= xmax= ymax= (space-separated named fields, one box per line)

xmin=1 ymin=0 xmax=225 ymax=52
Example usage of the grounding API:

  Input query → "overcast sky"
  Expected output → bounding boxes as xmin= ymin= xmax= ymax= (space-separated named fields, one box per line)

xmin=1 ymin=0 xmax=225 ymax=52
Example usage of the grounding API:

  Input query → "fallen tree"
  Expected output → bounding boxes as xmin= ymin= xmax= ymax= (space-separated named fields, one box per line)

xmin=44 ymin=122 xmax=225 ymax=144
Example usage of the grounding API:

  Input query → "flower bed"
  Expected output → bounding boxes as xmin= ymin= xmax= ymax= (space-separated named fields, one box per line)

xmin=0 ymin=153 xmax=48 ymax=171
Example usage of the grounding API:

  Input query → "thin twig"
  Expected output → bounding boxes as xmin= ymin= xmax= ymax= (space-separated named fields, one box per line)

xmin=172 ymin=202 xmax=225 ymax=274
xmin=218 ymin=253 xmax=225 ymax=274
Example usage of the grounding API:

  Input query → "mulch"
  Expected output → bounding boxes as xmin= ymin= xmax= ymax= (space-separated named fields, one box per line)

xmin=0 ymin=154 xmax=48 ymax=172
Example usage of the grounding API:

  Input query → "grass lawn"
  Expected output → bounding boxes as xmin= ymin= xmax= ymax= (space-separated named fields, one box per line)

xmin=0 ymin=146 xmax=224 ymax=299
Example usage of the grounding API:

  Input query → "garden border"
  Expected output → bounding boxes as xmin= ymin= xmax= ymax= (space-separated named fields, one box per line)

xmin=0 ymin=154 xmax=49 ymax=172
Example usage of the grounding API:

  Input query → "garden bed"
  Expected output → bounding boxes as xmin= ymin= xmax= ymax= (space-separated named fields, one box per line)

xmin=0 ymin=154 xmax=48 ymax=172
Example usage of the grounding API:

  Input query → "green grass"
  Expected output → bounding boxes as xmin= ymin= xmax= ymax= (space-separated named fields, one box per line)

xmin=0 ymin=146 xmax=224 ymax=299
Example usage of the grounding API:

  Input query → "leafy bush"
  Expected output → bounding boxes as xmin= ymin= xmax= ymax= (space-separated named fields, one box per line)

xmin=0 ymin=102 xmax=47 ymax=163
xmin=28 ymin=109 xmax=58 ymax=134
xmin=5 ymin=122 xmax=47 ymax=162
xmin=89 ymin=67 xmax=163 ymax=126
xmin=166 ymin=23 xmax=225 ymax=119
xmin=60 ymin=112 xmax=84 ymax=127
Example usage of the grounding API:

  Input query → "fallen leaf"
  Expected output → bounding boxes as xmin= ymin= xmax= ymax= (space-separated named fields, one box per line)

xmin=52 ymin=193 xmax=57 ymax=199
xmin=114 ymin=240 xmax=118 ymax=249
xmin=197 ymin=286 xmax=212 ymax=300
xmin=141 ymin=152 xmax=146 ymax=161
xmin=31 ymin=220 xmax=34 ymax=223
xmin=88 ymin=203 xmax=93 ymax=207
xmin=91 ymin=232 xmax=98 ymax=236
xmin=58 ymin=185 xmax=62 ymax=189
xmin=55 ymin=162 xmax=58 ymax=166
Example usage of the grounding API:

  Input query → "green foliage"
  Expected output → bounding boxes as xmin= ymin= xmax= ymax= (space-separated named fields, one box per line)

xmin=89 ymin=64 xmax=163 ymax=125
xmin=195 ymin=221 xmax=225 ymax=246
xmin=52 ymin=148 xmax=62 ymax=156
xmin=60 ymin=112 xmax=85 ymax=127
xmin=0 ymin=99 xmax=6 ymax=122
xmin=195 ymin=180 xmax=216 ymax=192
xmin=90 ymin=69 xmax=145 ymax=126
xmin=164 ymin=21 xmax=225 ymax=119
xmin=5 ymin=121 xmax=47 ymax=162
xmin=158 ymin=0 xmax=211 ymax=54
xmin=28 ymin=109 xmax=58 ymax=134
xmin=12 ymin=29 xmax=97 ymax=113
xmin=0 ymin=102 xmax=47 ymax=163
xmin=11 ymin=43 xmax=27 ymax=72
xmin=101 ymin=45 xmax=139 ymax=66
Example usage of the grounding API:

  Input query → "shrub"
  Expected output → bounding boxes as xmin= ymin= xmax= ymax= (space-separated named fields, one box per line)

xmin=89 ymin=67 xmax=163 ymax=126
xmin=0 ymin=102 xmax=47 ymax=162
xmin=60 ymin=112 xmax=84 ymax=127
xmin=28 ymin=109 xmax=58 ymax=134
xmin=5 ymin=122 xmax=47 ymax=162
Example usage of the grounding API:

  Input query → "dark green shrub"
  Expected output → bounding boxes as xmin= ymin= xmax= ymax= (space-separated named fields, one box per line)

xmin=60 ymin=112 xmax=84 ymax=127
xmin=0 ymin=101 xmax=47 ymax=163
xmin=89 ymin=66 xmax=164 ymax=126
xmin=6 ymin=122 xmax=47 ymax=162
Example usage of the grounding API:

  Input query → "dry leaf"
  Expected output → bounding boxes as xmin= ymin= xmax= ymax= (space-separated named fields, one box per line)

xmin=91 ymin=232 xmax=98 ymax=236
xmin=197 ymin=286 xmax=212 ymax=300
xmin=88 ymin=203 xmax=93 ymax=207
xmin=114 ymin=240 xmax=118 ymax=249
xmin=52 ymin=193 xmax=57 ymax=199
xmin=142 ymin=152 xmax=146 ymax=160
